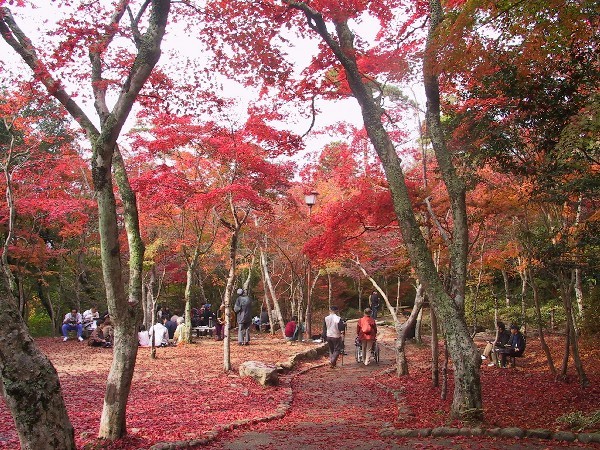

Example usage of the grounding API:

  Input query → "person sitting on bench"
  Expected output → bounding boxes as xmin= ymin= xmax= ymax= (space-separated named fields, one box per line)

xmin=481 ymin=321 xmax=511 ymax=367
xmin=498 ymin=324 xmax=525 ymax=368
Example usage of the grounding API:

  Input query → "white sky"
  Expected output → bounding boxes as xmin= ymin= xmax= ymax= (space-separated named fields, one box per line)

xmin=0 ymin=2 xmax=423 ymax=165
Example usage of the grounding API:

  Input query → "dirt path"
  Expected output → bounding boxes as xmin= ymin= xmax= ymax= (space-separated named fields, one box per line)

xmin=203 ymin=330 xmax=398 ymax=450
xmin=199 ymin=331 xmax=579 ymax=450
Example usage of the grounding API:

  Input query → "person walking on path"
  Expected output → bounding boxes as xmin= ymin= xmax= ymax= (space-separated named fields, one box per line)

xmin=369 ymin=291 xmax=381 ymax=319
xmin=323 ymin=305 xmax=346 ymax=368
xmin=357 ymin=308 xmax=377 ymax=365
xmin=234 ymin=288 xmax=253 ymax=345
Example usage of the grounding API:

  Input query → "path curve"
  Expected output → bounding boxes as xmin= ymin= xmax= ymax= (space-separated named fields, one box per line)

xmin=198 ymin=331 xmax=585 ymax=450
xmin=203 ymin=330 xmax=399 ymax=450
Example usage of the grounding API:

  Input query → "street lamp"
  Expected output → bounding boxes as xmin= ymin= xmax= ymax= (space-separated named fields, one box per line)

xmin=304 ymin=191 xmax=318 ymax=215
xmin=303 ymin=190 xmax=318 ymax=340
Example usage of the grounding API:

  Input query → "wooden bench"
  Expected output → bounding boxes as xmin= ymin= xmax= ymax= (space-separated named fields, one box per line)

xmin=191 ymin=326 xmax=215 ymax=338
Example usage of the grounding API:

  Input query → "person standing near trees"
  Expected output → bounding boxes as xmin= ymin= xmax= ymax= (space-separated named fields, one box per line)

xmin=369 ymin=291 xmax=381 ymax=319
xmin=215 ymin=304 xmax=226 ymax=341
xmin=357 ymin=308 xmax=377 ymax=366
xmin=234 ymin=288 xmax=253 ymax=345
xmin=323 ymin=305 xmax=346 ymax=368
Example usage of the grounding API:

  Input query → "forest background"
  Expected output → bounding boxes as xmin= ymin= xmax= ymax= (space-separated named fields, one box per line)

xmin=0 ymin=0 xmax=598 ymax=448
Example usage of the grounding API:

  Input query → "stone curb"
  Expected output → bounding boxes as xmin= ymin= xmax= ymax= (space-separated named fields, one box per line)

xmin=372 ymin=328 xmax=600 ymax=446
xmin=148 ymin=343 xmax=328 ymax=450
xmin=379 ymin=427 xmax=600 ymax=443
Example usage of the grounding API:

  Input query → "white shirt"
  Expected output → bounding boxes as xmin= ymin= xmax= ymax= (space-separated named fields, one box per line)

xmin=148 ymin=323 xmax=169 ymax=345
xmin=82 ymin=309 xmax=99 ymax=329
xmin=138 ymin=330 xmax=151 ymax=347
xmin=63 ymin=312 xmax=82 ymax=325
xmin=324 ymin=313 xmax=343 ymax=338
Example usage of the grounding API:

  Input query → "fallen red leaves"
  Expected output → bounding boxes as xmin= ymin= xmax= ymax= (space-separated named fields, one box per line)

xmin=0 ymin=330 xmax=598 ymax=449
xmin=376 ymin=331 xmax=600 ymax=432
xmin=0 ymin=334 xmax=312 ymax=449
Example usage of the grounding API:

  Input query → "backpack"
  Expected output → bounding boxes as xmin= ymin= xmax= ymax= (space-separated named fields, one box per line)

xmin=362 ymin=319 xmax=373 ymax=335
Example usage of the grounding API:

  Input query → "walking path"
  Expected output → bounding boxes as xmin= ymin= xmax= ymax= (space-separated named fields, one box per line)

xmin=199 ymin=331 xmax=580 ymax=450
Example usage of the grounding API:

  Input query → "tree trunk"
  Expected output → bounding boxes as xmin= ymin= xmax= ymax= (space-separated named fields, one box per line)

xmin=431 ymin=308 xmax=439 ymax=387
xmin=354 ymin=259 xmax=399 ymax=326
xmin=95 ymin=166 xmax=142 ymax=439
xmin=441 ymin=346 xmax=449 ymax=401
xmin=0 ymin=123 xmax=75 ymax=449
xmin=415 ymin=307 xmax=423 ymax=343
xmin=223 ymin=227 xmax=239 ymax=372
xmin=304 ymin=265 xmax=319 ymax=339
xmin=396 ymin=276 xmax=401 ymax=316
xmin=559 ymin=326 xmax=570 ymax=380
xmin=260 ymin=249 xmax=286 ymax=336
xmin=519 ymin=268 xmax=528 ymax=334
xmin=558 ymin=270 xmax=589 ymax=387
xmin=357 ymin=274 xmax=363 ymax=312
xmin=502 ymin=269 xmax=511 ymax=306
xmin=184 ymin=265 xmax=194 ymax=343
xmin=574 ymin=268 xmax=584 ymax=320
xmin=396 ymin=283 xmax=424 ymax=375
xmin=1 ymin=0 xmax=171 ymax=440
xmin=282 ymin=0 xmax=481 ymax=418
xmin=0 ymin=308 xmax=76 ymax=450
xmin=327 ymin=270 xmax=332 ymax=309
xmin=529 ymin=270 xmax=555 ymax=376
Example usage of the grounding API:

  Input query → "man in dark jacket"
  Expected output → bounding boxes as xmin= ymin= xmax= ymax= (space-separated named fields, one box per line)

xmin=165 ymin=316 xmax=178 ymax=340
xmin=234 ymin=288 xmax=253 ymax=345
xmin=498 ymin=324 xmax=526 ymax=368
xmin=369 ymin=291 xmax=381 ymax=319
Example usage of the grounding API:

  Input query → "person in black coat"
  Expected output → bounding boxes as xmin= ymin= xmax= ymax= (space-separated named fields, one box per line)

xmin=498 ymin=324 xmax=526 ymax=368
xmin=165 ymin=316 xmax=177 ymax=340
xmin=481 ymin=321 xmax=511 ymax=366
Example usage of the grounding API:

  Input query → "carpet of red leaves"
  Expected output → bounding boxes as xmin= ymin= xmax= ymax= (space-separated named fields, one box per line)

xmin=0 ymin=333 xmax=315 ymax=449
xmin=0 ymin=329 xmax=598 ymax=449
xmin=377 ymin=330 xmax=600 ymax=432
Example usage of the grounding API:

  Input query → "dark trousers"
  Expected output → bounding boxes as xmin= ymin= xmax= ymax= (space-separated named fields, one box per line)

xmin=327 ymin=336 xmax=343 ymax=366
xmin=215 ymin=323 xmax=224 ymax=340
xmin=499 ymin=348 xmax=523 ymax=367
xmin=371 ymin=307 xmax=379 ymax=319
xmin=238 ymin=322 xmax=251 ymax=344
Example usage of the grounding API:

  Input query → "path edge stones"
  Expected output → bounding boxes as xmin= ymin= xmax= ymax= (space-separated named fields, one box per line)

xmin=147 ymin=343 xmax=328 ymax=450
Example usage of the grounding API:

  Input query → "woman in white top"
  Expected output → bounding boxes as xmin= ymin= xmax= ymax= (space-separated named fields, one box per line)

xmin=138 ymin=325 xmax=151 ymax=347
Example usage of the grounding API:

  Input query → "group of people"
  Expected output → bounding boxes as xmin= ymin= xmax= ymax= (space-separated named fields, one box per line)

xmin=62 ymin=307 xmax=113 ymax=347
xmin=321 ymin=305 xmax=378 ymax=369
xmin=140 ymin=315 xmax=190 ymax=347
xmin=481 ymin=321 xmax=526 ymax=368
xmin=136 ymin=289 xmax=254 ymax=347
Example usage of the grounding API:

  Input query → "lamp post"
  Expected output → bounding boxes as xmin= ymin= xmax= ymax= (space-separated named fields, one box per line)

xmin=303 ymin=191 xmax=318 ymax=340
xmin=304 ymin=191 xmax=318 ymax=215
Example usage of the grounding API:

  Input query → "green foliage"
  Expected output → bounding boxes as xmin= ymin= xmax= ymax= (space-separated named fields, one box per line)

xmin=581 ymin=284 xmax=600 ymax=335
xmin=27 ymin=307 xmax=54 ymax=337
xmin=556 ymin=410 xmax=600 ymax=432
xmin=465 ymin=284 xmax=566 ymax=332
xmin=343 ymin=306 xmax=362 ymax=320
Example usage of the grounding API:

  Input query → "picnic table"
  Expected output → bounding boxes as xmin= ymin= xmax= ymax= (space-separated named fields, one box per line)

xmin=191 ymin=326 xmax=215 ymax=338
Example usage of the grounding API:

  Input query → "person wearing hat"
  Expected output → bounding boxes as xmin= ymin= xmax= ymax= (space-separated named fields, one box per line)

xmin=498 ymin=324 xmax=526 ymax=368
xmin=233 ymin=288 xmax=253 ymax=345
xmin=322 ymin=305 xmax=346 ymax=368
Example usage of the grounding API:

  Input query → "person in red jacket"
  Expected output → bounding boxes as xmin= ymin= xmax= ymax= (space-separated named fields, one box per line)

xmin=284 ymin=316 xmax=299 ymax=341
xmin=357 ymin=308 xmax=377 ymax=366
